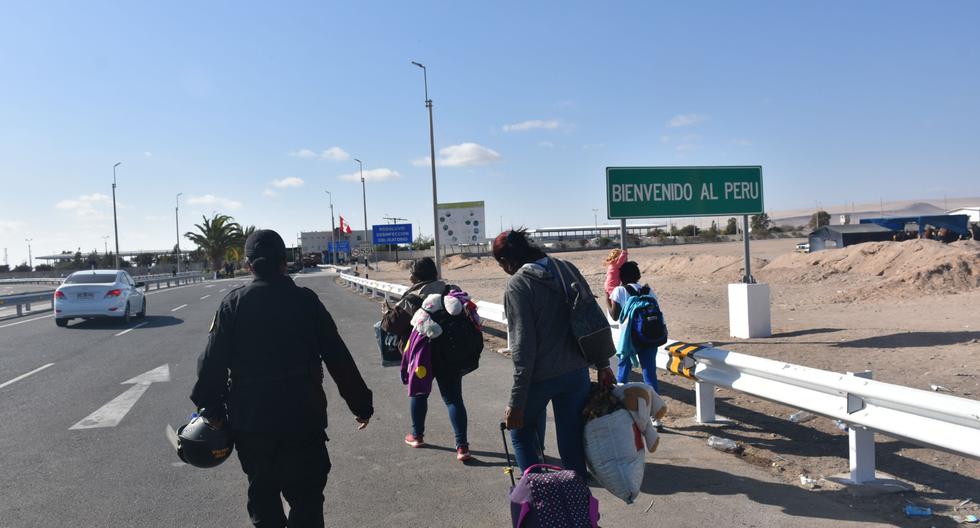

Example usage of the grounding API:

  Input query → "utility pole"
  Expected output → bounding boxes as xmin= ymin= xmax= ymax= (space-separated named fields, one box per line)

xmin=112 ymin=162 xmax=122 ymax=269
xmin=25 ymin=239 xmax=33 ymax=271
xmin=102 ymin=236 xmax=109 ymax=258
xmin=383 ymin=215 xmax=409 ymax=263
xmin=325 ymin=191 xmax=337 ymax=265
xmin=412 ymin=61 xmax=442 ymax=279
xmin=354 ymin=158 xmax=371 ymax=279
xmin=175 ymin=192 xmax=183 ymax=274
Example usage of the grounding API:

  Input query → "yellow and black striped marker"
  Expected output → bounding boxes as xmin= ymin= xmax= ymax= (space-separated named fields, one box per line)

xmin=666 ymin=342 xmax=703 ymax=379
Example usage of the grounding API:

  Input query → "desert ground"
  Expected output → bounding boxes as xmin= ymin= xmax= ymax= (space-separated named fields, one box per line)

xmin=362 ymin=237 xmax=980 ymax=522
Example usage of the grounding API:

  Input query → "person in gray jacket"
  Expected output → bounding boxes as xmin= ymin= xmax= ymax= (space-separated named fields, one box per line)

xmin=493 ymin=229 xmax=615 ymax=475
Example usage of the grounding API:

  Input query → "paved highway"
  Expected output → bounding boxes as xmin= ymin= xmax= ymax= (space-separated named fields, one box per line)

xmin=0 ymin=272 xmax=891 ymax=527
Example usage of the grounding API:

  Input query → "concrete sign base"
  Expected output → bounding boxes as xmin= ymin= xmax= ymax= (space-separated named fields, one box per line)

xmin=728 ymin=283 xmax=772 ymax=338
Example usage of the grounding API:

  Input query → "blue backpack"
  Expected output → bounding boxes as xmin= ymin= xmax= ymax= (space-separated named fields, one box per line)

xmin=624 ymin=285 xmax=668 ymax=348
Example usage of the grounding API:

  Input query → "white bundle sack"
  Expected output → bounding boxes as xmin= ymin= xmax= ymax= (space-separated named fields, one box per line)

xmin=583 ymin=408 xmax=645 ymax=504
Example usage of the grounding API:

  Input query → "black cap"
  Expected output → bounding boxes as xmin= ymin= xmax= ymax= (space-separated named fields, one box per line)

xmin=245 ymin=229 xmax=286 ymax=261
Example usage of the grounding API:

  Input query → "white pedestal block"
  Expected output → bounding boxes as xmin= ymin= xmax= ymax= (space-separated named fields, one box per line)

xmin=728 ymin=283 xmax=772 ymax=338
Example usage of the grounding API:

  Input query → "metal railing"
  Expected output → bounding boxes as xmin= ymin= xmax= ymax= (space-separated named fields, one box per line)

xmin=0 ymin=272 xmax=207 ymax=319
xmin=338 ymin=273 xmax=980 ymax=486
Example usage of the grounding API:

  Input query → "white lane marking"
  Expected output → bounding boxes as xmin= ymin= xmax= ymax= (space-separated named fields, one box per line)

xmin=205 ymin=285 xmax=215 ymax=288
xmin=144 ymin=284 xmax=196 ymax=297
xmin=0 ymin=314 xmax=54 ymax=329
xmin=166 ymin=424 xmax=180 ymax=451
xmin=0 ymin=363 xmax=55 ymax=389
xmin=200 ymin=295 xmax=210 ymax=300
xmin=171 ymin=304 xmax=188 ymax=312
xmin=167 ymin=423 xmax=187 ymax=467
xmin=114 ymin=321 xmax=148 ymax=337
xmin=219 ymin=288 xmax=227 ymax=293
xmin=70 ymin=365 xmax=170 ymax=430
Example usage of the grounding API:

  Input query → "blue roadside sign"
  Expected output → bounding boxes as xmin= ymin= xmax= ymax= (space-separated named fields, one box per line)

xmin=327 ymin=240 xmax=351 ymax=253
xmin=372 ymin=224 xmax=413 ymax=244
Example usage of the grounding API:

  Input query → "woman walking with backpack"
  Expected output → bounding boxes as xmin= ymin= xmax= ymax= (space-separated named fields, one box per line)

xmin=493 ymin=229 xmax=616 ymax=476
xmin=607 ymin=260 xmax=668 ymax=429
xmin=382 ymin=257 xmax=475 ymax=462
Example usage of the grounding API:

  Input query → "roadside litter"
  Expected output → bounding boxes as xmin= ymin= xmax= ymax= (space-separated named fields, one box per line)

xmin=707 ymin=436 xmax=741 ymax=453
xmin=788 ymin=411 xmax=816 ymax=423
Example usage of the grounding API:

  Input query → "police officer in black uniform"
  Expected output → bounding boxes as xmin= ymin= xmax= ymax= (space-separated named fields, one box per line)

xmin=191 ymin=229 xmax=373 ymax=528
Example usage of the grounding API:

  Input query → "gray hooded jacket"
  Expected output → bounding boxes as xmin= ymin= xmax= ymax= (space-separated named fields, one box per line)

xmin=503 ymin=257 xmax=609 ymax=408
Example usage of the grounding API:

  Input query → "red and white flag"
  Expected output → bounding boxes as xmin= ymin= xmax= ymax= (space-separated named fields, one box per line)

xmin=339 ymin=216 xmax=353 ymax=234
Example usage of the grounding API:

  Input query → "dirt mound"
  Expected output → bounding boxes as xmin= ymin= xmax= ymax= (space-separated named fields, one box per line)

xmin=397 ymin=260 xmax=413 ymax=270
xmin=760 ymin=239 xmax=980 ymax=300
xmin=640 ymin=255 xmax=770 ymax=283
xmin=444 ymin=254 xmax=480 ymax=270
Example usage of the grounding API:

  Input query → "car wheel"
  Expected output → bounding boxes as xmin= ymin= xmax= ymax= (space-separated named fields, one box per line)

xmin=138 ymin=298 xmax=146 ymax=318
xmin=123 ymin=303 xmax=131 ymax=325
xmin=55 ymin=318 xmax=69 ymax=327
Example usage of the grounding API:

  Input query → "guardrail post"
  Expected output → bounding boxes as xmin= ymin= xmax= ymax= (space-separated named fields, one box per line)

xmin=695 ymin=381 xmax=717 ymax=423
xmin=847 ymin=370 xmax=876 ymax=484
xmin=17 ymin=304 xmax=23 ymax=316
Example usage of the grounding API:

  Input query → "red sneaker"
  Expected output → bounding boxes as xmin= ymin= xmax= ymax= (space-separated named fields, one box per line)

xmin=404 ymin=434 xmax=425 ymax=448
xmin=456 ymin=446 xmax=472 ymax=461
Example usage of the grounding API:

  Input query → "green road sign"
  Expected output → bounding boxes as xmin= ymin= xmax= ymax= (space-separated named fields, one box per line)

xmin=606 ymin=166 xmax=763 ymax=218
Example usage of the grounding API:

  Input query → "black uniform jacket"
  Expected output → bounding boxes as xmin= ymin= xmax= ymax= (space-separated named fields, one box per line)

xmin=191 ymin=274 xmax=373 ymax=433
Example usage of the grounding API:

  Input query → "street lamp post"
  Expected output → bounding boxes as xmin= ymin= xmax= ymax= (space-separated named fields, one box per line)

xmin=112 ymin=162 xmax=121 ymax=269
xmin=25 ymin=238 xmax=33 ymax=271
xmin=354 ymin=158 xmax=368 ymax=255
xmin=412 ymin=60 xmax=442 ymax=279
xmin=325 ymin=190 xmax=337 ymax=265
xmin=592 ymin=208 xmax=599 ymax=234
xmin=175 ymin=193 xmax=183 ymax=274
xmin=102 ymin=236 xmax=109 ymax=258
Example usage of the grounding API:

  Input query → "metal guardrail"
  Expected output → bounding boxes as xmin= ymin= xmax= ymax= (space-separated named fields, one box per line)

xmin=0 ymin=272 xmax=203 ymax=286
xmin=0 ymin=272 xmax=207 ymax=319
xmin=338 ymin=273 xmax=980 ymax=487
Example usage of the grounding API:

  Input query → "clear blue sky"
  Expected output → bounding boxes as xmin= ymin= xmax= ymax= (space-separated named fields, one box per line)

xmin=2 ymin=1 xmax=978 ymax=265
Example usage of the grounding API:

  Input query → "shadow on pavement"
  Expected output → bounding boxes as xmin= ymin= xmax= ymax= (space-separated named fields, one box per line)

xmin=64 ymin=315 xmax=184 ymax=330
xmin=422 ymin=444 xmax=511 ymax=468
xmin=654 ymin=377 xmax=979 ymax=512
xmin=638 ymin=462 xmax=954 ymax=525
xmin=770 ymin=327 xmax=843 ymax=338
xmin=834 ymin=331 xmax=980 ymax=348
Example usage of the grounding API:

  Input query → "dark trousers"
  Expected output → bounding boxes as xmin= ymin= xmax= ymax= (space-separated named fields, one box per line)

xmin=235 ymin=431 xmax=332 ymax=528
xmin=510 ymin=367 xmax=590 ymax=476
xmin=410 ymin=373 xmax=468 ymax=448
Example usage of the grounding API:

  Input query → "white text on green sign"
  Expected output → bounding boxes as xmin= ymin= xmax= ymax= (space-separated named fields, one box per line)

xmin=606 ymin=166 xmax=763 ymax=218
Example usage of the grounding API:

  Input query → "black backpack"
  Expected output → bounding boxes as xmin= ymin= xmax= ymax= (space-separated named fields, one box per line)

xmin=429 ymin=294 xmax=484 ymax=376
xmin=624 ymin=285 xmax=668 ymax=348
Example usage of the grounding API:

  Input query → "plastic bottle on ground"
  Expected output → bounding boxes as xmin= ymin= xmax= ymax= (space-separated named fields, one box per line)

xmin=707 ymin=436 xmax=739 ymax=452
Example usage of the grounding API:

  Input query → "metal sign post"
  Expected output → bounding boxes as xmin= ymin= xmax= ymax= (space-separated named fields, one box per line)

xmin=742 ymin=215 xmax=754 ymax=284
xmin=606 ymin=165 xmax=769 ymax=338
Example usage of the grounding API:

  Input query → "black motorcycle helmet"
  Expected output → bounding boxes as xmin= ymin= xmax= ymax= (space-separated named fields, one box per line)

xmin=176 ymin=415 xmax=234 ymax=468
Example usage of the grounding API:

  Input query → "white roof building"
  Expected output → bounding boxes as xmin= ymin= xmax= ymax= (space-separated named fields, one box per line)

xmin=949 ymin=207 xmax=980 ymax=223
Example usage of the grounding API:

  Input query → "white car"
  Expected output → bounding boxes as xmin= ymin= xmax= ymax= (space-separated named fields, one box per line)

xmin=54 ymin=270 xmax=147 ymax=327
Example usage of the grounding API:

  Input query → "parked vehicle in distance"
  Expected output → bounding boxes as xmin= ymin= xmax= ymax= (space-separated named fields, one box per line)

xmin=795 ymin=242 xmax=810 ymax=253
xmin=53 ymin=270 xmax=146 ymax=327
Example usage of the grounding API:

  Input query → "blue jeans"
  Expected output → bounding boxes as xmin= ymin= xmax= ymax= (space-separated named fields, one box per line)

xmin=510 ymin=367 xmax=590 ymax=476
xmin=616 ymin=346 xmax=659 ymax=393
xmin=410 ymin=373 xmax=468 ymax=448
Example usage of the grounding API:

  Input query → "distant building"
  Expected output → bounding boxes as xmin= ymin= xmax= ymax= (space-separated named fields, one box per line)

xmin=808 ymin=224 xmax=894 ymax=252
xmin=526 ymin=223 xmax=666 ymax=244
xmin=948 ymin=207 xmax=980 ymax=224
xmin=301 ymin=229 xmax=371 ymax=254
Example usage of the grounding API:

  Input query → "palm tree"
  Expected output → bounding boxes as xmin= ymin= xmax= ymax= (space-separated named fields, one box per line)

xmin=224 ymin=224 xmax=255 ymax=265
xmin=184 ymin=214 xmax=242 ymax=270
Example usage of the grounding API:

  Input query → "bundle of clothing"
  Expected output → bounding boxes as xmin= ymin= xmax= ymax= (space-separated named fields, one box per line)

xmin=582 ymin=382 xmax=665 ymax=504
xmin=400 ymin=290 xmax=481 ymax=396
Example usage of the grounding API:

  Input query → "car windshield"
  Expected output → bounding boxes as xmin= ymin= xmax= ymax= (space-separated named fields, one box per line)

xmin=64 ymin=273 xmax=118 ymax=284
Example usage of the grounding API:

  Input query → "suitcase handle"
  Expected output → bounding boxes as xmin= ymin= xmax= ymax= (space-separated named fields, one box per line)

xmin=500 ymin=422 xmax=516 ymax=487
xmin=522 ymin=463 xmax=563 ymax=476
